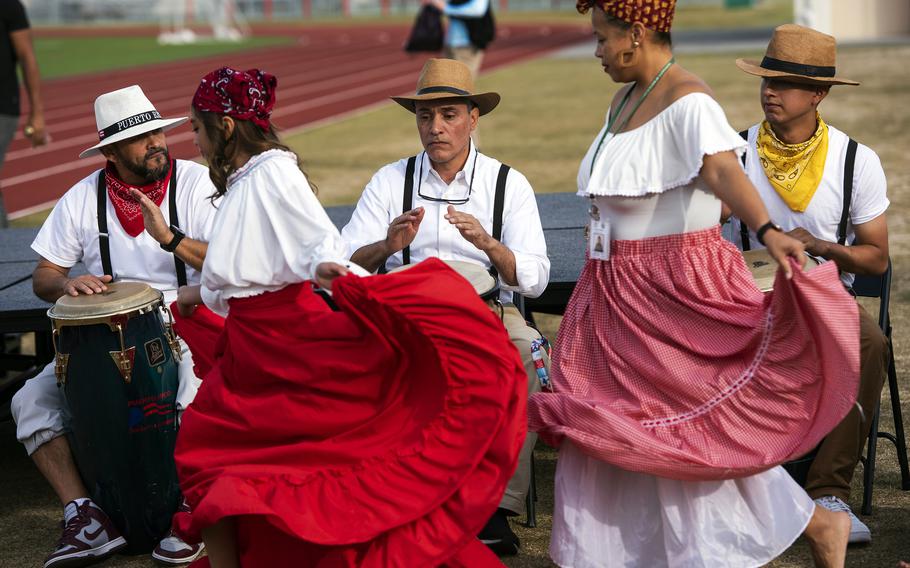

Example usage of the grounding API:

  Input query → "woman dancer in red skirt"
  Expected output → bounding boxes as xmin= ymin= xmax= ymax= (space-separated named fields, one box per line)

xmin=171 ymin=67 xmax=527 ymax=567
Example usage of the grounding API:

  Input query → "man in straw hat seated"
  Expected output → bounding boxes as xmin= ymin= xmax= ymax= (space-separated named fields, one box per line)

xmin=11 ymin=85 xmax=217 ymax=567
xmin=342 ymin=57 xmax=550 ymax=557
xmin=725 ymin=24 xmax=890 ymax=545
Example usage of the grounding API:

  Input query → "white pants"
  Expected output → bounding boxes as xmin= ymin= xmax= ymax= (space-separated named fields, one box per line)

xmin=11 ymin=338 xmax=200 ymax=456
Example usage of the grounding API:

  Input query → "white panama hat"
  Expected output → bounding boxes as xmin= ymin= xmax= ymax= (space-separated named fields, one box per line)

xmin=79 ymin=85 xmax=188 ymax=158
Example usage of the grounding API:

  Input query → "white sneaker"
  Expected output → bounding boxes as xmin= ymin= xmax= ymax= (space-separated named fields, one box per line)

xmin=45 ymin=500 xmax=127 ymax=568
xmin=151 ymin=499 xmax=205 ymax=565
xmin=814 ymin=495 xmax=872 ymax=544
xmin=152 ymin=532 xmax=205 ymax=565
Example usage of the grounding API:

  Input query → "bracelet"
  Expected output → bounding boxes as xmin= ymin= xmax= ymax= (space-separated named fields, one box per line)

xmin=756 ymin=221 xmax=782 ymax=246
xmin=161 ymin=226 xmax=185 ymax=252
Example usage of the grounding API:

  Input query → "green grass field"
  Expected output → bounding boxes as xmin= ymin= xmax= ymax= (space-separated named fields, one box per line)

xmin=33 ymin=35 xmax=291 ymax=80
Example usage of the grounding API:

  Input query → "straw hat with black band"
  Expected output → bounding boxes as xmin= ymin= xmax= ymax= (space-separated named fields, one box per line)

xmin=736 ymin=24 xmax=859 ymax=87
xmin=392 ymin=58 xmax=500 ymax=115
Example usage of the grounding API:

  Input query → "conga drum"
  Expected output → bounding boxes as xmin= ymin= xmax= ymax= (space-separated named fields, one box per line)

xmin=49 ymin=282 xmax=183 ymax=553
xmin=742 ymin=249 xmax=821 ymax=292
xmin=390 ymin=259 xmax=500 ymax=302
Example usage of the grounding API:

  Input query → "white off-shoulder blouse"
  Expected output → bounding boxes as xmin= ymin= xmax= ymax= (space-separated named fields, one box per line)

xmin=200 ymin=149 xmax=353 ymax=316
xmin=578 ymin=92 xmax=747 ymax=198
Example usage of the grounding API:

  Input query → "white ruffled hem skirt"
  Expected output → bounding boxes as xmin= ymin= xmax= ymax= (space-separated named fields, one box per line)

xmin=550 ymin=442 xmax=815 ymax=568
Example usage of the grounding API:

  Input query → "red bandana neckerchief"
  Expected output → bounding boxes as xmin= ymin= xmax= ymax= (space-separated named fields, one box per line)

xmin=105 ymin=160 xmax=172 ymax=238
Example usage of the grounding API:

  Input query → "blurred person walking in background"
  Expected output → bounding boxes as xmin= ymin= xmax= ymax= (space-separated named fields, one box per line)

xmin=0 ymin=0 xmax=47 ymax=226
xmin=422 ymin=0 xmax=495 ymax=79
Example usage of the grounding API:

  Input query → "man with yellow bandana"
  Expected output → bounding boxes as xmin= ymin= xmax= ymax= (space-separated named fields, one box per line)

xmin=727 ymin=24 xmax=889 ymax=546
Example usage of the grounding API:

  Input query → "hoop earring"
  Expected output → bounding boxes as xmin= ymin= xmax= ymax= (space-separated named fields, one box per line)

xmin=617 ymin=44 xmax=640 ymax=69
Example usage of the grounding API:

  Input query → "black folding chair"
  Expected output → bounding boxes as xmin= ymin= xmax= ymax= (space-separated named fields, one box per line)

xmin=852 ymin=260 xmax=910 ymax=514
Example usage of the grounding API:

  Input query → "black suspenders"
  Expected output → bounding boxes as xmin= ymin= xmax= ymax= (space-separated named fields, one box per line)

xmin=167 ymin=166 xmax=188 ymax=287
xmin=738 ymin=130 xmax=752 ymax=251
xmin=838 ymin=139 xmax=858 ymax=246
xmin=392 ymin=154 xmax=510 ymax=275
xmin=96 ymin=161 xmax=187 ymax=286
xmin=736 ymin=128 xmax=857 ymax=250
xmin=400 ymin=156 xmax=417 ymax=266
xmin=96 ymin=170 xmax=114 ymax=278
xmin=489 ymin=162 xmax=510 ymax=280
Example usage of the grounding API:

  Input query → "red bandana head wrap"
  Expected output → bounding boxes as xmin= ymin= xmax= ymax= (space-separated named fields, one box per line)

xmin=105 ymin=160 xmax=172 ymax=238
xmin=191 ymin=67 xmax=277 ymax=132
xmin=584 ymin=0 xmax=676 ymax=33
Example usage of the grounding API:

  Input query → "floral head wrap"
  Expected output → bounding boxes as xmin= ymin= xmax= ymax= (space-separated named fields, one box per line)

xmin=192 ymin=67 xmax=277 ymax=132
xmin=578 ymin=0 xmax=677 ymax=33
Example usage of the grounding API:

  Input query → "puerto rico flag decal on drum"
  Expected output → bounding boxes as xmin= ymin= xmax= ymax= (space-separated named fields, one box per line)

xmin=128 ymin=391 xmax=176 ymax=432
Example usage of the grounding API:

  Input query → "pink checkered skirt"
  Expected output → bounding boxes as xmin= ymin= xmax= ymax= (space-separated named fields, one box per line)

xmin=528 ymin=226 xmax=860 ymax=481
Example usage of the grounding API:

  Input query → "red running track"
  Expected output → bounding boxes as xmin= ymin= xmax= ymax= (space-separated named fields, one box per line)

xmin=3 ymin=23 xmax=589 ymax=217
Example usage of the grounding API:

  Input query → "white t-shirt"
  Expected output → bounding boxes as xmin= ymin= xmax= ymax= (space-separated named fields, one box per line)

xmin=200 ymin=150 xmax=352 ymax=317
xmin=32 ymin=159 xmax=219 ymax=304
xmin=729 ymin=123 xmax=888 ymax=286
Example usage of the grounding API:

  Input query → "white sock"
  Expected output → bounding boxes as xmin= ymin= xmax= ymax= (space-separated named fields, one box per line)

xmin=63 ymin=498 xmax=92 ymax=524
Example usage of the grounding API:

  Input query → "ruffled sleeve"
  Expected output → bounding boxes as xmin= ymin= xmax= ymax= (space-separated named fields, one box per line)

xmin=580 ymin=93 xmax=747 ymax=197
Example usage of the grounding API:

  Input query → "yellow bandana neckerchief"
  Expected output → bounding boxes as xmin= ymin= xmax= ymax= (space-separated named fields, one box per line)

xmin=756 ymin=114 xmax=829 ymax=212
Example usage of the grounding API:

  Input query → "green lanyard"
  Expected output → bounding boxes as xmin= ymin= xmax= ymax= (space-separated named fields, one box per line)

xmin=589 ymin=57 xmax=675 ymax=176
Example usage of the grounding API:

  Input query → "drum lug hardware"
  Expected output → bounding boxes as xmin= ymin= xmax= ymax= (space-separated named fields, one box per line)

xmin=109 ymin=349 xmax=136 ymax=383
xmin=109 ymin=323 xmax=135 ymax=383
xmin=52 ymin=328 xmax=69 ymax=385
xmin=161 ymin=305 xmax=183 ymax=362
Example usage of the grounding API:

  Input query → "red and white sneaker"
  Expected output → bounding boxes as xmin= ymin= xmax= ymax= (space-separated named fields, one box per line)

xmin=151 ymin=500 xmax=205 ymax=565
xmin=44 ymin=500 xmax=127 ymax=568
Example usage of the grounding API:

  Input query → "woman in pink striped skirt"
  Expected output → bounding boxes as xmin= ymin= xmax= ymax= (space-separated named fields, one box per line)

xmin=528 ymin=1 xmax=859 ymax=567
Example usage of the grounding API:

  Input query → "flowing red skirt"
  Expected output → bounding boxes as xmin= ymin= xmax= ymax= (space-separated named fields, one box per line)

xmin=529 ymin=227 xmax=860 ymax=481
xmin=171 ymin=259 xmax=526 ymax=567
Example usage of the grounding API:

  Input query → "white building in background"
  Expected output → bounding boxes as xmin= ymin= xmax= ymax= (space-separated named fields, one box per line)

xmin=796 ymin=0 xmax=910 ymax=40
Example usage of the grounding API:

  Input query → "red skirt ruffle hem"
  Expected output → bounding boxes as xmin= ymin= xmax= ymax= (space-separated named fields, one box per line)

xmin=528 ymin=226 xmax=860 ymax=481
xmin=171 ymin=258 xmax=527 ymax=567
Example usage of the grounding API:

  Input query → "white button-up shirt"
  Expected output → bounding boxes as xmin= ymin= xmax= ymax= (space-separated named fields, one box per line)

xmin=342 ymin=144 xmax=550 ymax=302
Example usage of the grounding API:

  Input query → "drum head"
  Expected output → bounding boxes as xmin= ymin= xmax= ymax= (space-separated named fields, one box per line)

xmin=390 ymin=259 xmax=498 ymax=298
xmin=742 ymin=250 xmax=820 ymax=292
xmin=49 ymin=282 xmax=162 ymax=320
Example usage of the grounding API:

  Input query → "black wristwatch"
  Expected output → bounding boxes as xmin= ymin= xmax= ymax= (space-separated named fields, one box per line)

xmin=161 ymin=226 xmax=185 ymax=252
xmin=756 ymin=221 xmax=782 ymax=246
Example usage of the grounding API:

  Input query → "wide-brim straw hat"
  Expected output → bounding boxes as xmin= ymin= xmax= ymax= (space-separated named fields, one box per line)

xmin=392 ymin=58 xmax=500 ymax=116
xmin=736 ymin=24 xmax=859 ymax=86
xmin=80 ymin=85 xmax=188 ymax=158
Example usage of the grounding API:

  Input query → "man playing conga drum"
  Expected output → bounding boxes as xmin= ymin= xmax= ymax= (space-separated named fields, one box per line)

xmin=342 ymin=57 xmax=550 ymax=557
xmin=725 ymin=24 xmax=889 ymax=545
xmin=11 ymin=85 xmax=218 ymax=567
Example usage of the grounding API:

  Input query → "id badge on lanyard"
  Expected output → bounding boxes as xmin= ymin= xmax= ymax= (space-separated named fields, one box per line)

xmin=588 ymin=202 xmax=610 ymax=261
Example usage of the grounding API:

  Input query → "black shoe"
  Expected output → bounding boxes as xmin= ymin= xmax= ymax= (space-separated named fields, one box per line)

xmin=478 ymin=508 xmax=520 ymax=557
